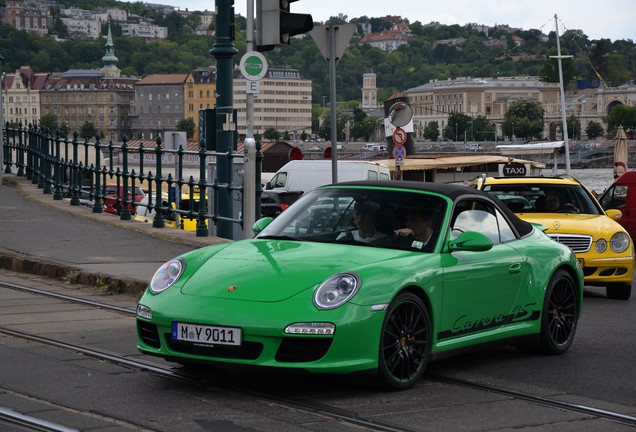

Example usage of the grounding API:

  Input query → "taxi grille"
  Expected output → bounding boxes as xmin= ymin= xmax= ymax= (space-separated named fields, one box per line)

xmin=547 ymin=234 xmax=592 ymax=253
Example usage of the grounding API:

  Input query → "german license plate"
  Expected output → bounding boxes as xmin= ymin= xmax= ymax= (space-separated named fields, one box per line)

xmin=172 ymin=322 xmax=241 ymax=346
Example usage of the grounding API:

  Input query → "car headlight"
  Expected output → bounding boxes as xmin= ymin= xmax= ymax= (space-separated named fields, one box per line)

xmin=313 ymin=273 xmax=360 ymax=310
xmin=150 ymin=258 xmax=185 ymax=294
xmin=596 ymin=238 xmax=607 ymax=253
xmin=610 ymin=232 xmax=631 ymax=253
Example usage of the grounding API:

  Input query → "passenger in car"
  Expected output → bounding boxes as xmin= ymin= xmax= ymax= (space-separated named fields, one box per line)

xmin=337 ymin=200 xmax=386 ymax=242
xmin=394 ymin=209 xmax=434 ymax=246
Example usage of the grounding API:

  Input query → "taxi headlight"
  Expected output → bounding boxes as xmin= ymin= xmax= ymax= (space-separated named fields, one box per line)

xmin=314 ymin=273 xmax=360 ymax=310
xmin=596 ymin=238 xmax=607 ymax=253
xmin=150 ymin=258 xmax=185 ymax=293
xmin=610 ymin=232 xmax=630 ymax=253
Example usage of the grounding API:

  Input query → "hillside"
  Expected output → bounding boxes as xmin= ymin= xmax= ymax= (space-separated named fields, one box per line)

xmin=0 ymin=0 xmax=634 ymax=105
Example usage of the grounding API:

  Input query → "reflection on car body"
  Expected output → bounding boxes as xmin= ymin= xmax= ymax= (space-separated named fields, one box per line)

xmin=137 ymin=181 xmax=583 ymax=390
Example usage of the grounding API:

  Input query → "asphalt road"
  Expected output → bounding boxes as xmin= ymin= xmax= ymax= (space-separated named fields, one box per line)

xmin=1 ymin=271 xmax=634 ymax=432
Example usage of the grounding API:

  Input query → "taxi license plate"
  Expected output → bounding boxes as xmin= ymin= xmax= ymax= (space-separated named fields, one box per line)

xmin=172 ymin=322 xmax=241 ymax=346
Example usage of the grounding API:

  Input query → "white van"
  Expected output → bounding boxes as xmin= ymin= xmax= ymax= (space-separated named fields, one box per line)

xmin=266 ymin=160 xmax=391 ymax=194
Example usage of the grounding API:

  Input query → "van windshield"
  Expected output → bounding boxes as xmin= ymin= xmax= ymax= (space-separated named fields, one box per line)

xmin=268 ymin=172 xmax=287 ymax=189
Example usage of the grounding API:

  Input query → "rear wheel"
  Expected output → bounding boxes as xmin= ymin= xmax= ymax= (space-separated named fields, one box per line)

xmin=375 ymin=293 xmax=431 ymax=391
xmin=606 ymin=283 xmax=631 ymax=300
xmin=539 ymin=270 xmax=578 ymax=354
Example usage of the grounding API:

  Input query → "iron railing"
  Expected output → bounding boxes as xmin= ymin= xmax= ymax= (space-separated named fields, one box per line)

xmin=1 ymin=123 xmax=263 ymax=239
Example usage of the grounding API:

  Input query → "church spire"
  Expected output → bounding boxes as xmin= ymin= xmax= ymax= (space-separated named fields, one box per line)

xmin=101 ymin=24 xmax=120 ymax=77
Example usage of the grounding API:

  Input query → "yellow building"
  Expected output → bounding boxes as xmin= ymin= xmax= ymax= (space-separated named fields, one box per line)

xmin=184 ymin=67 xmax=216 ymax=142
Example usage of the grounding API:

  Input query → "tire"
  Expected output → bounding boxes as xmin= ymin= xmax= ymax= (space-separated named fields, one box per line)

xmin=606 ymin=283 xmax=632 ymax=301
xmin=538 ymin=270 xmax=578 ymax=355
xmin=375 ymin=292 xmax=431 ymax=391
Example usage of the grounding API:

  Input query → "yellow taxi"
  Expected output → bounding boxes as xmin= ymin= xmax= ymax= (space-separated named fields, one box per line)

xmin=469 ymin=174 xmax=633 ymax=300
xmin=134 ymin=186 xmax=207 ymax=231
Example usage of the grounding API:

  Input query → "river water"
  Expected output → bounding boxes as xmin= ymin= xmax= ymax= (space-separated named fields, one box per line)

xmin=542 ymin=168 xmax=615 ymax=195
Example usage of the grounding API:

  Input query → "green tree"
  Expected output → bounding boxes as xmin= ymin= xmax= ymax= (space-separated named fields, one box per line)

xmin=566 ymin=114 xmax=581 ymax=140
xmin=502 ymin=99 xmax=545 ymax=141
xmin=539 ymin=49 xmax=576 ymax=86
xmin=39 ymin=113 xmax=58 ymax=131
xmin=423 ymin=121 xmax=439 ymax=141
xmin=177 ymin=118 xmax=195 ymax=138
xmin=471 ymin=115 xmax=495 ymax=141
xmin=585 ymin=121 xmax=604 ymax=139
xmin=262 ymin=127 xmax=279 ymax=140
xmin=444 ymin=112 xmax=472 ymax=141
xmin=80 ymin=121 xmax=98 ymax=140
xmin=605 ymin=105 xmax=636 ymax=136
xmin=351 ymin=116 xmax=380 ymax=142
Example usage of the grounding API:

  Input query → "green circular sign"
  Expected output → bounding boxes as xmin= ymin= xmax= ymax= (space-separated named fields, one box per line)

xmin=240 ymin=51 xmax=268 ymax=81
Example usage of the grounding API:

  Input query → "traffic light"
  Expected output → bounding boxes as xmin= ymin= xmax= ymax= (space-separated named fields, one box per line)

xmin=256 ymin=0 xmax=313 ymax=52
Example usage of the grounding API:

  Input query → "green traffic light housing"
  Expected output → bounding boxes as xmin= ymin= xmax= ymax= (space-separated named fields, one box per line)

xmin=256 ymin=0 xmax=313 ymax=52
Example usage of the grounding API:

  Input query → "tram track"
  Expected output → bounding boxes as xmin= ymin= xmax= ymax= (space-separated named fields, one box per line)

xmin=2 ymin=279 xmax=636 ymax=430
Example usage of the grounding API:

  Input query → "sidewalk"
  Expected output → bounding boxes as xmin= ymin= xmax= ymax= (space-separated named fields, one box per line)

xmin=0 ymin=174 xmax=230 ymax=294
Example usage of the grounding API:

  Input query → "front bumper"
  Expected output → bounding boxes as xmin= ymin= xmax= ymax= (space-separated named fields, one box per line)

xmin=136 ymin=293 xmax=385 ymax=375
xmin=579 ymin=255 xmax=634 ymax=286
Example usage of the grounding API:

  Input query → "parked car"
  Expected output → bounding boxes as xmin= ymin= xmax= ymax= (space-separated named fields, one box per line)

xmin=103 ymin=184 xmax=146 ymax=215
xmin=465 ymin=143 xmax=482 ymax=151
xmin=137 ymin=181 xmax=583 ymax=390
xmin=598 ymin=171 xmax=636 ymax=239
xmin=134 ymin=187 xmax=207 ymax=231
xmin=470 ymin=174 xmax=633 ymax=300
xmin=260 ymin=190 xmax=303 ymax=218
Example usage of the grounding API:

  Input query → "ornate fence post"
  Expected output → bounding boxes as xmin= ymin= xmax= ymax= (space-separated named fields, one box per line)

xmin=41 ymin=128 xmax=52 ymax=194
xmin=92 ymin=134 xmax=103 ymax=214
xmin=16 ymin=123 xmax=25 ymax=177
xmin=196 ymin=140 xmax=208 ymax=237
xmin=53 ymin=130 xmax=63 ymax=200
xmin=70 ymin=132 xmax=80 ymax=206
xmin=152 ymin=136 xmax=165 ymax=228
xmin=119 ymin=136 xmax=131 ymax=221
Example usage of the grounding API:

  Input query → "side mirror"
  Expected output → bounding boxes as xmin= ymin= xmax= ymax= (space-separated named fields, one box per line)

xmin=447 ymin=231 xmax=493 ymax=252
xmin=265 ymin=181 xmax=273 ymax=190
xmin=605 ymin=209 xmax=623 ymax=220
xmin=253 ymin=217 xmax=274 ymax=234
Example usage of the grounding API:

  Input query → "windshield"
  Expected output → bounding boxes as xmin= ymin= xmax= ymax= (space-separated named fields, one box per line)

xmin=256 ymin=187 xmax=448 ymax=252
xmin=482 ymin=183 xmax=603 ymax=215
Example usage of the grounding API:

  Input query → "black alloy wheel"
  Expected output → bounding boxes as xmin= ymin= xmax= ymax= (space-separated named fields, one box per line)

xmin=375 ymin=292 xmax=431 ymax=391
xmin=540 ymin=270 xmax=578 ymax=354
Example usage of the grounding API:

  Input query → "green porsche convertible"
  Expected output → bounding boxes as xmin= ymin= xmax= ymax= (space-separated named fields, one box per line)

xmin=136 ymin=181 xmax=583 ymax=390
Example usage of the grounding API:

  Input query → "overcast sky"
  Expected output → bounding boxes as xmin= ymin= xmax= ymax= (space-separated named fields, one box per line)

xmin=139 ymin=0 xmax=634 ymax=42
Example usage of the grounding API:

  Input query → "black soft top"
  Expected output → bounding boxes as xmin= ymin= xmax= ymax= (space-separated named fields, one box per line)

xmin=330 ymin=180 xmax=534 ymax=237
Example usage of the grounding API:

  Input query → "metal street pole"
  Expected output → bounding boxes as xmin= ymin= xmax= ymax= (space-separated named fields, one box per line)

xmin=211 ymin=0 xmax=238 ymax=239
xmin=328 ymin=26 xmax=338 ymax=183
xmin=243 ymin=0 xmax=256 ymax=237
xmin=552 ymin=14 xmax=573 ymax=173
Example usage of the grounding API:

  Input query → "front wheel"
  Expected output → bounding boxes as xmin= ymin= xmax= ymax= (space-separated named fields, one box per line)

xmin=606 ymin=283 xmax=631 ymax=300
xmin=375 ymin=293 xmax=431 ymax=391
xmin=539 ymin=270 xmax=578 ymax=354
